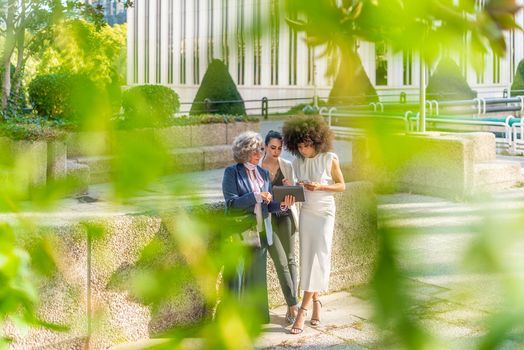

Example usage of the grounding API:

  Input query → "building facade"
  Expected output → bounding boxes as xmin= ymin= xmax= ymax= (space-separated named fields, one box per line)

xmin=127 ymin=0 xmax=524 ymax=109
xmin=87 ymin=0 xmax=127 ymax=25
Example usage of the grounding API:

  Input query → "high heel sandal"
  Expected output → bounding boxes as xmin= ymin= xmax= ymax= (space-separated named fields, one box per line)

xmin=310 ymin=299 xmax=322 ymax=326
xmin=290 ymin=307 xmax=307 ymax=334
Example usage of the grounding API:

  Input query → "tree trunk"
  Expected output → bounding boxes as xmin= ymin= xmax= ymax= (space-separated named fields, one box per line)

xmin=12 ymin=0 xmax=26 ymax=108
xmin=2 ymin=0 xmax=16 ymax=111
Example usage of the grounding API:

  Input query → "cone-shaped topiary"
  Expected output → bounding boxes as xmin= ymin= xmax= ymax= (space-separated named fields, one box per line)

xmin=426 ymin=58 xmax=476 ymax=101
xmin=329 ymin=49 xmax=378 ymax=106
xmin=511 ymin=59 xmax=524 ymax=96
xmin=190 ymin=59 xmax=246 ymax=116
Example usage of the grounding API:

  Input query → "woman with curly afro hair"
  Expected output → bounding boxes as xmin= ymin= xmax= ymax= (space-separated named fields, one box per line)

xmin=282 ymin=115 xmax=346 ymax=334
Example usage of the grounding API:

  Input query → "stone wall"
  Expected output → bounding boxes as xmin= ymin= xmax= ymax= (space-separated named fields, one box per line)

xmin=3 ymin=182 xmax=377 ymax=349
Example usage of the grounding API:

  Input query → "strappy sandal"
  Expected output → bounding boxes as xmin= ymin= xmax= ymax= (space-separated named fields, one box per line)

xmin=310 ymin=299 xmax=322 ymax=326
xmin=285 ymin=306 xmax=297 ymax=324
xmin=290 ymin=307 xmax=307 ymax=334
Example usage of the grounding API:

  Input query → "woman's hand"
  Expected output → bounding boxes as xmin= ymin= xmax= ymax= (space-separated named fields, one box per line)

xmin=304 ymin=182 xmax=323 ymax=191
xmin=280 ymin=195 xmax=295 ymax=208
xmin=260 ymin=192 xmax=272 ymax=204
xmin=282 ymin=178 xmax=292 ymax=186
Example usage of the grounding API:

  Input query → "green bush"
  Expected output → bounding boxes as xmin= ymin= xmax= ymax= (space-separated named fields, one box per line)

xmin=190 ymin=59 xmax=246 ymax=116
xmin=28 ymin=73 xmax=100 ymax=121
xmin=426 ymin=58 xmax=476 ymax=100
xmin=329 ymin=52 xmax=378 ymax=106
xmin=121 ymin=85 xmax=180 ymax=128
xmin=511 ymin=59 xmax=524 ymax=96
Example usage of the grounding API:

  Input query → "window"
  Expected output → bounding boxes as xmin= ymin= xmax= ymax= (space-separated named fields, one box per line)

xmin=237 ymin=0 xmax=245 ymax=84
xmin=307 ymin=46 xmax=314 ymax=85
xmin=402 ymin=49 xmax=412 ymax=85
xmin=144 ymin=0 xmax=150 ymax=83
xmin=180 ymin=0 xmax=187 ymax=84
xmin=270 ymin=0 xmax=279 ymax=85
xmin=194 ymin=0 xmax=200 ymax=84
xmin=375 ymin=42 xmax=388 ymax=86
xmin=476 ymin=54 xmax=485 ymax=84
xmin=492 ymin=52 xmax=500 ymax=84
xmin=221 ymin=0 xmax=229 ymax=66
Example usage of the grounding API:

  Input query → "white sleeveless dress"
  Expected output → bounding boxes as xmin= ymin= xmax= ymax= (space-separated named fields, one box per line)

xmin=293 ymin=152 xmax=338 ymax=292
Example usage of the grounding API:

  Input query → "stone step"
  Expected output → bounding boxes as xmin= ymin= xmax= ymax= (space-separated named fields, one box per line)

xmin=437 ymin=132 xmax=497 ymax=162
xmin=473 ymin=160 xmax=522 ymax=192
xmin=72 ymin=145 xmax=234 ymax=184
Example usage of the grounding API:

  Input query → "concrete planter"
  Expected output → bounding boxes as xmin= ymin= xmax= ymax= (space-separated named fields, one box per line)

xmin=226 ymin=121 xmax=260 ymax=144
xmin=0 ymin=137 xmax=47 ymax=198
xmin=156 ymin=125 xmax=191 ymax=149
xmin=190 ymin=123 xmax=227 ymax=147
xmin=47 ymin=141 xmax=67 ymax=180
xmin=66 ymin=132 xmax=110 ymax=158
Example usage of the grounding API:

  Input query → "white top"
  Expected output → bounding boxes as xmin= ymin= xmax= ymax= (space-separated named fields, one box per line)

xmin=293 ymin=152 xmax=337 ymax=186
xmin=293 ymin=152 xmax=338 ymax=207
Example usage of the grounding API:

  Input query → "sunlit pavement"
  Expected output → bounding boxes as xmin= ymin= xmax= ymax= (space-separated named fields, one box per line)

xmin=256 ymin=189 xmax=524 ymax=349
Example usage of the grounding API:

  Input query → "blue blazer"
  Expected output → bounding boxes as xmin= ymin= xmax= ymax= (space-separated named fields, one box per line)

xmin=222 ymin=163 xmax=282 ymax=218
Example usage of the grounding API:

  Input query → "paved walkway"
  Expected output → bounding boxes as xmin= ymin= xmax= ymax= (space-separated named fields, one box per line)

xmin=254 ymin=189 xmax=524 ymax=349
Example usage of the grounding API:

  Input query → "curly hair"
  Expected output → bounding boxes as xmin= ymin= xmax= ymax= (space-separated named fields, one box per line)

xmin=231 ymin=131 xmax=264 ymax=163
xmin=282 ymin=115 xmax=334 ymax=157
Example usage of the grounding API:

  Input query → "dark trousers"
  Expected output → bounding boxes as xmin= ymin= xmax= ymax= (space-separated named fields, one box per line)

xmin=268 ymin=214 xmax=299 ymax=307
xmin=228 ymin=232 xmax=270 ymax=323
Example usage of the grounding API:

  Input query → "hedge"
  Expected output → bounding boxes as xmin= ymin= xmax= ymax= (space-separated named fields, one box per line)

xmin=28 ymin=73 xmax=101 ymax=122
xmin=426 ymin=58 xmax=476 ymax=101
xmin=121 ymin=85 xmax=180 ymax=128
xmin=190 ymin=59 xmax=246 ymax=116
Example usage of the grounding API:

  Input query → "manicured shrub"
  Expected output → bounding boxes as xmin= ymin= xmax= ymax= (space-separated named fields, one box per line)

xmin=28 ymin=73 xmax=100 ymax=121
xmin=121 ymin=85 xmax=180 ymax=128
xmin=190 ymin=59 xmax=246 ymax=116
xmin=511 ymin=59 xmax=524 ymax=96
xmin=329 ymin=52 xmax=378 ymax=106
xmin=426 ymin=58 xmax=476 ymax=100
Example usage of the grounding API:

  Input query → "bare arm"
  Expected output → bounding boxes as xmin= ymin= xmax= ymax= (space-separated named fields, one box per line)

xmin=303 ymin=157 xmax=346 ymax=192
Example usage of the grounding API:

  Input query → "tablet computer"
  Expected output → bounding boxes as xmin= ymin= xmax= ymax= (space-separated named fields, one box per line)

xmin=273 ymin=185 xmax=306 ymax=202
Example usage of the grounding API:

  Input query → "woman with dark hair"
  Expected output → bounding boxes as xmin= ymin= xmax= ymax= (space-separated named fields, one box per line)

xmin=261 ymin=130 xmax=300 ymax=324
xmin=282 ymin=116 xmax=346 ymax=334
xmin=222 ymin=131 xmax=295 ymax=323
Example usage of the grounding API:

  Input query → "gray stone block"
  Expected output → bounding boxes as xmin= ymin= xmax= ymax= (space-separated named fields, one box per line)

xmin=202 ymin=145 xmax=233 ymax=169
xmin=171 ymin=148 xmax=204 ymax=172
xmin=191 ymin=123 xmax=227 ymax=147
xmin=47 ymin=141 xmax=67 ymax=180
xmin=66 ymin=160 xmax=90 ymax=195
xmin=76 ymin=156 xmax=113 ymax=184
xmin=155 ymin=126 xmax=191 ymax=149
xmin=66 ymin=132 xmax=109 ymax=158
xmin=226 ymin=122 xmax=260 ymax=144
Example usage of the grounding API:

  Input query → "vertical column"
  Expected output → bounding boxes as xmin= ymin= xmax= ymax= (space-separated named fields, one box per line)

xmin=185 ymin=0 xmax=194 ymax=85
xmin=148 ymin=0 xmax=156 ymax=84
xmin=172 ymin=0 xmax=181 ymax=85
xmin=137 ymin=0 xmax=145 ymax=84
xmin=228 ymin=0 xmax=238 ymax=83
xmin=199 ymin=0 xmax=208 ymax=81
xmin=126 ymin=5 xmax=135 ymax=85
xmin=278 ymin=0 xmax=289 ymax=86
xmin=160 ymin=0 xmax=169 ymax=85
xmin=260 ymin=0 xmax=271 ymax=87
xmin=244 ymin=0 xmax=254 ymax=86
